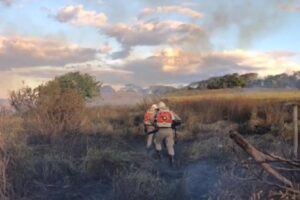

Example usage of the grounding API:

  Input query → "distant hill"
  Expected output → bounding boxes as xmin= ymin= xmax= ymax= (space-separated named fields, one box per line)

xmin=101 ymin=85 xmax=116 ymax=96
xmin=188 ymin=71 xmax=300 ymax=90
xmin=145 ymin=85 xmax=176 ymax=95
xmin=119 ymin=84 xmax=145 ymax=94
xmin=119 ymin=84 xmax=176 ymax=95
xmin=88 ymin=84 xmax=176 ymax=106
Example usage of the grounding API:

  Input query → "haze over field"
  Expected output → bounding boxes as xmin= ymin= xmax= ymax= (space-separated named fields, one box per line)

xmin=0 ymin=0 xmax=300 ymax=98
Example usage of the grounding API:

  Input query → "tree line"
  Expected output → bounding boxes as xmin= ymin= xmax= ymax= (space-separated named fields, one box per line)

xmin=188 ymin=71 xmax=300 ymax=90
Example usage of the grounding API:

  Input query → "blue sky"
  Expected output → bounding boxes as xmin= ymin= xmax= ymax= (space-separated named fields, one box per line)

xmin=0 ymin=0 xmax=299 ymax=97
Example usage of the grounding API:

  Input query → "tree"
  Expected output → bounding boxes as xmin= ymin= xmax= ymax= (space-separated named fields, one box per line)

xmin=50 ymin=72 xmax=102 ymax=99
xmin=9 ymin=72 xmax=101 ymax=138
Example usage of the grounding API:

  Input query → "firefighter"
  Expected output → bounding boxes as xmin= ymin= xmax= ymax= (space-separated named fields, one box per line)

xmin=144 ymin=104 xmax=159 ymax=149
xmin=153 ymin=101 xmax=181 ymax=166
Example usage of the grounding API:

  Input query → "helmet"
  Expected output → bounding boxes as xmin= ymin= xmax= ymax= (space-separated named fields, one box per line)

xmin=158 ymin=101 xmax=167 ymax=109
xmin=150 ymin=104 xmax=158 ymax=110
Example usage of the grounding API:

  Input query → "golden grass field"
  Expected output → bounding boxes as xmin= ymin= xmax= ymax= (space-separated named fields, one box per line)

xmin=167 ymin=89 xmax=300 ymax=102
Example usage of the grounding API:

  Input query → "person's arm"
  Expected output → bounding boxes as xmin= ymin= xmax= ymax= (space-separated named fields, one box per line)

xmin=173 ymin=112 xmax=181 ymax=121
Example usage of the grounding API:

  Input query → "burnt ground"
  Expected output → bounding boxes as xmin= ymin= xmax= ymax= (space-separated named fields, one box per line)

xmin=26 ymin=131 xmax=290 ymax=200
xmin=144 ymin=142 xmax=220 ymax=200
xmin=29 ymin=136 xmax=223 ymax=200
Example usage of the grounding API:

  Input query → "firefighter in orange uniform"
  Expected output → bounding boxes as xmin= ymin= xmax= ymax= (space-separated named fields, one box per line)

xmin=153 ymin=101 xmax=181 ymax=166
xmin=144 ymin=104 xmax=159 ymax=149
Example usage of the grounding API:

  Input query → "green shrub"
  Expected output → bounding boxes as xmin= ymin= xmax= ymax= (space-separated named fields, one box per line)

xmin=44 ymin=71 xmax=101 ymax=99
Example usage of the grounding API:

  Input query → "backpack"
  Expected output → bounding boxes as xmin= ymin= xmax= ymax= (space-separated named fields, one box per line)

xmin=144 ymin=110 xmax=155 ymax=126
xmin=156 ymin=111 xmax=173 ymax=128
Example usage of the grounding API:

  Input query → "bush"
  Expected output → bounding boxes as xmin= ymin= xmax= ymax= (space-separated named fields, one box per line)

xmin=33 ymin=82 xmax=86 ymax=137
xmin=52 ymin=71 xmax=101 ymax=99
xmin=9 ymin=72 xmax=101 ymax=140
xmin=9 ymin=86 xmax=38 ymax=115
xmin=11 ymin=82 xmax=87 ymax=141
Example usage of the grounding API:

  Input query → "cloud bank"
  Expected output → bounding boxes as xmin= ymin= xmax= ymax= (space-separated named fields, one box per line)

xmin=0 ymin=37 xmax=97 ymax=68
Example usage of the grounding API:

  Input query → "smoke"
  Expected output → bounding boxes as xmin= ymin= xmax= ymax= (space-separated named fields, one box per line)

xmin=204 ymin=0 xmax=285 ymax=48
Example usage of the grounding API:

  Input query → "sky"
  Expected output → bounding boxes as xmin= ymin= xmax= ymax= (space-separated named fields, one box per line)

xmin=0 ymin=0 xmax=300 ymax=98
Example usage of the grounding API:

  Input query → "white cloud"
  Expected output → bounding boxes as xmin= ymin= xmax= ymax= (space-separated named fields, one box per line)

xmin=103 ymin=20 xmax=206 ymax=59
xmin=139 ymin=6 xmax=203 ymax=19
xmin=54 ymin=5 xmax=107 ymax=27
xmin=121 ymin=49 xmax=300 ymax=85
xmin=52 ymin=5 xmax=208 ymax=59
xmin=0 ymin=36 xmax=97 ymax=68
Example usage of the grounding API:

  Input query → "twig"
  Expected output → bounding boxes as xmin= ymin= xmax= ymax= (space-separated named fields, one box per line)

xmin=274 ymin=167 xmax=300 ymax=172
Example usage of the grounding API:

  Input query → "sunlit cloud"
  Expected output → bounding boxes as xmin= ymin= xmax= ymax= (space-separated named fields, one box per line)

xmin=103 ymin=20 xmax=206 ymax=59
xmin=54 ymin=5 xmax=107 ymax=27
xmin=121 ymin=49 xmax=300 ymax=85
xmin=0 ymin=36 xmax=97 ymax=68
xmin=138 ymin=6 xmax=203 ymax=19
xmin=51 ymin=4 xmax=208 ymax=59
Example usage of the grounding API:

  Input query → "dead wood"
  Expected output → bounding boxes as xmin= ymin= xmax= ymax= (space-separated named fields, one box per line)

xmin=230 ymin=131 xmax=294 ymax=187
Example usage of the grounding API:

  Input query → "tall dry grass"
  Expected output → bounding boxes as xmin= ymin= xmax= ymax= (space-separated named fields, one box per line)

xmin=162 ymin=90 xmax=300 ymax=140
xmin=82 ymin=90 xmax=300 ymax=140
xmin=1 ymin=88 xmax=299 ymax=199
xmin=84 ymin=105 xmax=145 ymax=137
xmin=0 ymin=108 xmax=32 ymax=199
xmin=0 ymin=136 xmax=10 ymax=200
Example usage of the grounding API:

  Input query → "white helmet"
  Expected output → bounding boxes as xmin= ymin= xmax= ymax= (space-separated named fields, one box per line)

xmin=158 ymin=101 xmax=167 ymax=109
xmin=150 ymin=104 xmax=158 ymax=110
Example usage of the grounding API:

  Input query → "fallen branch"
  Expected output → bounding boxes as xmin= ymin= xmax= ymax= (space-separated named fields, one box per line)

xmin=229 ymin=131 xmax=293 ymax=187
xmin=267 ymin=153 xmax=300 ymax=167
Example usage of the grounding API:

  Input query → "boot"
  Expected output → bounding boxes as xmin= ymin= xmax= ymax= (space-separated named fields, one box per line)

xmin=169 ymin=155 xmax=175 ymax=167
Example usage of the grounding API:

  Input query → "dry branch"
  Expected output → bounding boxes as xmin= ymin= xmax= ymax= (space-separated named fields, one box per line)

xmin=229 ymin=131 xmax=293 ymax=187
